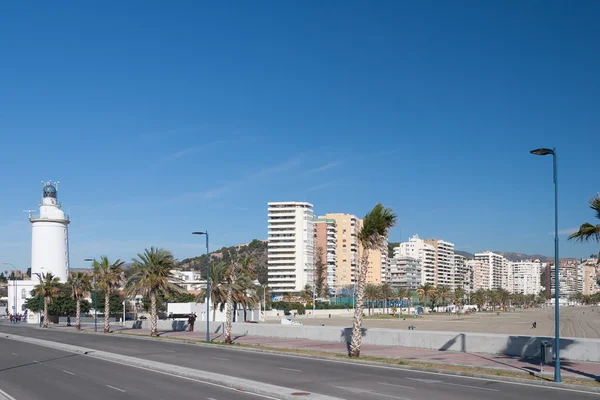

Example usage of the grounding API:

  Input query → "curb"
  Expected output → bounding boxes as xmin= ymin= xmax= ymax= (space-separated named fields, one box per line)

xmin=1 ymin=332 xmax=342 ymax=400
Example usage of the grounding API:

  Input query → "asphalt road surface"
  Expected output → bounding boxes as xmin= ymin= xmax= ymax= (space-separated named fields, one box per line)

xmin=0 ymin=323 xmax=597 ymax=400
xmin=0 ymin=335 xmax=268 ymax=400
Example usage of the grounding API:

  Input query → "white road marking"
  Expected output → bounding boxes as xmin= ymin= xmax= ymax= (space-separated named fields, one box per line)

xmin=62 ymin=370 xmax=75 ymax=376
xmin=333 ymin=386 xmax=411 ymax=400
xmin=211 ymin=357 xmax=228 ymax=361
xmin=207 ymin=398 xmax=217 ymax=400
xmin=165 ymin=350 xmax=176 ymax=353
xmin=279 ymin=367 xmax=301 ymax=372
xmin=106 ymin=385 xmax=126 ymax=393
xmin=10 ymin=353 xmax=17 ymax=356
xmin=32 ymin=360 xmax=40 ymax=363
xmin=442 ymin=381 xmax=499 ymax=392
xmin=0 ymin=387 xmax=17 ymax=400
xmin=95 ymin=357 xmax=278 ymax=399
xmin=378 ymin=382 xmax=415 ymax=390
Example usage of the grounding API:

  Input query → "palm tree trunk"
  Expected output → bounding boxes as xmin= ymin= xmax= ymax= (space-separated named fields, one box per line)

xmin=150 ymin=292 xmax=158 ymax=337
xmin=349 ymin=251 xmax=369 ymax=358
xmin=224 ymin=285 xmax=233 ymax=344
xmin=76 ymin=299 xmax=81 ymax=331
xmin=104 ymin=292 xmax=110 ymax=333
xmin=43 ymin=297 xmax=49 ymax=329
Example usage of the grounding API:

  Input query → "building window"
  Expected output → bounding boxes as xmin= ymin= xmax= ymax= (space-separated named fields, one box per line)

xmin=21 ymin=289 xmax=26 ymax=299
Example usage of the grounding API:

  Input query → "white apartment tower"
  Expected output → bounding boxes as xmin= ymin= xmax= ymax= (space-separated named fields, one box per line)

xmin=267 ymin=202 xmax=315 ymax=295
xmin=394 ymin=234 xmax=436 ymax=285
xmin=425 ymin=239 xmax=455 ymax=287
xmin=474 ymin=251 xmax=505 ymax=290
xmin=511 ymin=261 xmax=541 ymax=295
xmin=453 ymin=254 xmax=473 ymax=292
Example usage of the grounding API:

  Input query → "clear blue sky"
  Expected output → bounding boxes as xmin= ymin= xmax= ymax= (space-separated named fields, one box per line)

xmin=1 ymin=1 xmax=598 ymax=270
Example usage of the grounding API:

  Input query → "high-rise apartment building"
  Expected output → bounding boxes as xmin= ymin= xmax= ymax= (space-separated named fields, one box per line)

xmin=321 ymin=213 xmax=360 ymax=289
xmin=394 ymin=235 xmax=436 ymax=285
xmin=364 ymin=240 xmax=388 ymax=284
xmin=578 ymin=262 xmax=597 ymax=296
xmin=424 ymin=239 xmax=455 ymax=287
xmin=550 ymin=261 xmax=578 ymax=298
xmin=471 ymin=259 xmax=489 ymax=291
xmin=474 ymin=251 xmax=505 ymax=290
xmin=453 ymin=254 xmax=473 ymax=292
xmin=511 ymin=261 xmax=542 ymax=295
xmin=387 ymin=256 xmax=421 ymax=290
xmin=314 ymin=218 xmax=337 ymax=293
xmin=267 ymin=202 xmax=315 ymax=295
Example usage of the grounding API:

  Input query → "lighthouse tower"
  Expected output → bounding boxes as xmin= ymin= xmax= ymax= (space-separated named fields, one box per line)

xmin=30 ymin=181 xmax=70 ymax=282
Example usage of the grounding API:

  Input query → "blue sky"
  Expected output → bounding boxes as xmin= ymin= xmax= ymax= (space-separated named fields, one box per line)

xmin=1 ymin=1 xmax=598 ymax=270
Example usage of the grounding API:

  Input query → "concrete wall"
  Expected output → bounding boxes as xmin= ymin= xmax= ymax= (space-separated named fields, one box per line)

xmin=123 ymin=319 xmax=600 ymax=362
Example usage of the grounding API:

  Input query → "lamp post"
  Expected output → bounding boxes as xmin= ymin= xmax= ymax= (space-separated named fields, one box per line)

xmin=84 ymin=258 xmax=97 ymax=332
xmin=530 ymin=147 xmax=561 ymax=382
xmin=192 ymin=231 xmax=210 ymax=342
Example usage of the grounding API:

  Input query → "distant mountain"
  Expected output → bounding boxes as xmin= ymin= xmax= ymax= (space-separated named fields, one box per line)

xmin=454 ymin=250 xmax=475 ymax=259
xmin=179 ymin=239 xmax=268 ymax=284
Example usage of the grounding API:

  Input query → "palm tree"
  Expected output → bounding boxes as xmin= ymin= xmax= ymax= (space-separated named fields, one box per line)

xmin=349 ymin=203 xmax=397 ymax=358
xmin=93 ymin=256 xmax=125 ymax=333
xmin=454 ymin=288 xmax=465 ymax=308
xmin=364 ymin=284 xmax=381 ymax=316
xmin=283 ymin=292 xmax=293 ymax=304
xmin=32 ymin=272 xmax=61 ymax=328
xmin=471 ymin=289 xmax=486 ymax=310
xmin=127 ymin=247 xmax=180 ymax=337
xmin=196 ymin=262 xmax=229 ymax=321
xmin=418 ymin=283 xmax=436 ymax=308
xmin=487 ymin=289 xmax=500 ymax=311
xmin=68 ymin=272 xmax=92 ymax=331
xmin=569 ymin=194 xmax=600 ymax=243
xmin=436 ymin=285 xmax=452 ymax=308
xmin=497 ymin=288 xmax=511 ymax=310
xmin=380 ymin=283 xmax=395 ymax=314
xmin=234 ymin=274 xmax=260 ymax=321
xmin=224 ymin=258 xmax=243 ymax=344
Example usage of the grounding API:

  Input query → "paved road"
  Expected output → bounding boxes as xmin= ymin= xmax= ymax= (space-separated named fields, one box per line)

xmin=0 ymin=335 xmax=265 ymax=400
xmin=0 ymin=323 xmax=597 ymax=400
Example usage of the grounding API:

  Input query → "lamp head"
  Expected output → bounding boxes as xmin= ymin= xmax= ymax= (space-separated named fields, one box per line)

xmin=192 ymin=231 xmax=207 ymax=236
xmin=530 ymin=148 xmax=554 ymax=156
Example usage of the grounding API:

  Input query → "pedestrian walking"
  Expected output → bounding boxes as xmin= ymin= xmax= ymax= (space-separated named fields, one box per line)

xmin=188 ymin=313 xmax=196 ymax=332
xmin=531 ymin=321 xmax=537 ymax=329
xmin=67 ymin=315 xmax=71 ymax=326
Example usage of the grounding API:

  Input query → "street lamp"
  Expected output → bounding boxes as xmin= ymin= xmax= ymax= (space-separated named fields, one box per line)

xmin=530 ymin=147 xmax=561 ymax=382
xmin=84 ymin=258 xmax=98 ymax=333
xmin=192 ymin=231 xmax=210 ymax=342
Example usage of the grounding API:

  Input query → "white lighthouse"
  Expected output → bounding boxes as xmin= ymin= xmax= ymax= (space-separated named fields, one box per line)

xmin=30 ymin=181 xmax=70 ymax=282
xmin=6 ymin=182 xmax=70 ymax=323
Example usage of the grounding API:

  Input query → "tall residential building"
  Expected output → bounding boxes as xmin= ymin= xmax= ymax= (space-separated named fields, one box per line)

xmin=578 ymin=262 xmax=597 ymax=296
xmin=511 ymin=261 xmax=542 ymax=295
xmin=501 ymin=258 xmax=514 ymax=292
xmin=321 ymin=213 xmax=360 ymax=289
xmin=387 ymin=256 xmax=422 ymax=290
xmin=550 ymin=261 xmax=578 ymax=299
xmin=474 ymin=251 xmax=505 ymax=290
xmin=453 ymin=254 xmax=473 ymax=292
xmin=394 ymin=234 xmax=436 ymax=285
xmin=267 ymin=202 xmax=315 ymax=295
xmin=424 ymin=239 xmax=455 ymax=287
xmin=314 ymin=218 xmax=337 ymax=293
xmin=470 ymin=260 xmax=489 ymax=291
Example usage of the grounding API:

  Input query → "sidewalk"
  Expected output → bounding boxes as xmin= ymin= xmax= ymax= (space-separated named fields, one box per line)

xmin=70 ymin=323 xmax=600 ymax=382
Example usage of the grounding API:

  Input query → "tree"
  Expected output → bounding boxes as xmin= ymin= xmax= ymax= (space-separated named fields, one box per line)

xmin=497 ymin=288 xmax=511 ymax=309
xmin=68 ymin=272 xmax=92 ymax=330
xmin=349 ymin=203 xmax=397 ymax=358
xmin=471 ymin=289 xmax=486 ymax=310
xmin=31 ymin=273 xmax=61 ymax=328
xmin=436 ymin=285 xmax=452 ymax=307
xmin=26 ymin=268 xmax=31 ymax=278
xmin=283 ymin=292 xmax=293 ymax=304
xmin=127 ymin=247 xmax=180 ymax=337
xmin=569 ymin=194 xmax=600 ymax=244
xmin=196 ymin=262 xmax=229 ymax=321
xmin=224 ymin=259 xmax=239 ymax=344
xmin=454 ymin=288 xmax=465 ymax=307
xmin=395 ymin=287 xmax=408 ymax=315
xmin=314 ymin=246 xmax=327 ymax=298
xmin=93 ymin=256 xmax=125 ymax=333
xmin=380 ymin=283 xmax=394 ymax=314
xmin=364 ymin=284 xmax=381 ymax=316
xmin=418 ymin=283 xmax=436 ymax=306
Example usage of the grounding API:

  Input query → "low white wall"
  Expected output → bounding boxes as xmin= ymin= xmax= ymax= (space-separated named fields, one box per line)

xmin=123 ymin=319 xmax=600 ymax=362
xmin=226 ymin=323 xmax=600 ymax=362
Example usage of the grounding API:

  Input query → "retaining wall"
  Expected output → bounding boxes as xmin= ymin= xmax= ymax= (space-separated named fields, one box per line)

xmin=123 ymin=320 xmax=600 ymax=362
